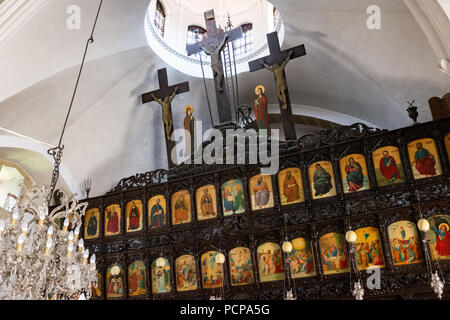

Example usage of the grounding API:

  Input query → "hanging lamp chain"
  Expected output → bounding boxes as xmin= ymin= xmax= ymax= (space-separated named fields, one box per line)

xmin=47 ymin=0 xmax=104 ymax=201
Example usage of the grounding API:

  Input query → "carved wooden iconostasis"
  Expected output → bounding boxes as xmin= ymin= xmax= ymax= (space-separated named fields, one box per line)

xmin=82 ymin=118 xmax=450 ymax=300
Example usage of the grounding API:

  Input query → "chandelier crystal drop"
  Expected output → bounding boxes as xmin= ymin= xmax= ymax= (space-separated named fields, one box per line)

xmin=0 ymin=184 xmax=97 ymax=300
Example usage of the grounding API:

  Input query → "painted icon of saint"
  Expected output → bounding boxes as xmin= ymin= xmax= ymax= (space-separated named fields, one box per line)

xmin=313 ymin=163 xmax=333 ymax=196
xmin=413 ymin=142 xmax=437 ymax=177
xmin=128 ymin=202 xmax=141 ymax=231
xmin=199 ymin=187 xmax=216 ymax=218
xmin=253 ymin=176 xmax=270 ymax=208
xmin=379 ymin=150 xmax=402 ymax=182
xmin=150 ymin=197 xmax=165 ymax=228
xmin=282 ymin=170 xmax=300 ymax=203
xmin=344 ymin=157 xmax=365 ymax=192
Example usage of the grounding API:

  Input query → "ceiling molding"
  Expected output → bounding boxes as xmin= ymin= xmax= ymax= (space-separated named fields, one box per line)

xmin=0 ymin=0 xmax=50 ymax=49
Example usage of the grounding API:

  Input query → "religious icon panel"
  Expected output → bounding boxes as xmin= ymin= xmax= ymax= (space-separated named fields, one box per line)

xmin=152 ymin=258 xmax=171 ymax=294
xmin=229 ymin=247 xmax=254 ymax=286
xmin=319 ymin=233 xmax=350 ymax=275
xmin=407 ymin=138 xmax=443 ymax=179
xmin=372 ymin=146 xmax=405 ymax=187
xmin=201 ymin=251 xmax=224 ymax=289
xmin=426 ymin=214 xmax=450 ymax=261
xmin=354 ymin=227 xmax=385 ymax=270
xmin=308 ymin=161 xmax=337 ymax=200
xmin=288 ymin=238 xmax=316 ymax=278
xmin=171 ymin=190 xmax=191 ymax=225
xmin=91 ymin=272 xmax=102 ymax=298
xmin=106 ymin=264 xmax=124 ymax=299
xmin=221 ymin=179 xmax=245 ymax=216
xmin=278 ymin=168 xmax=304 ymax=205
xmin=257 ymin=242 xmax=284 ymax=282
xmin=84 ymin=208 xmax=100 ymax=240
xmin=126 ymin=200 xmax=143 ymax=233
xmin=128 ymin=260 xmax=147 ymax=296
xmin=445 ymin=133 xmax=450 ymax=161
xmin=249 ymin=174 xmax=274 ymax=211
xmin=388 ymin=220 xmax=423 ymax=266
xmin=196 ymin=185 xmax=217 ymax=221
xmin=340 ymin=154 xmax=370 ymax=193
xmin=148 ymin=195 xmax=167 ymax=229
xmin=104 ymin=204 xmax=121 ymax=237
xmin=175 ymin=254 xmax=198 ymax=292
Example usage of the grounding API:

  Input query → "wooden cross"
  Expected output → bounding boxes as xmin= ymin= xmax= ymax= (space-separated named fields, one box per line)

xmin=141 ymin=68 xmax=190 ymax=169
xmin=186 ymin=9 xmax=242 ymax=124
xmin=248 ymin=31 xmax=306 ymax=141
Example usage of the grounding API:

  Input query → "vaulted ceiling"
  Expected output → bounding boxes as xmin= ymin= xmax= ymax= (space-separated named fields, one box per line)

xmin=0 ymin=0 xmax=448 ymax=198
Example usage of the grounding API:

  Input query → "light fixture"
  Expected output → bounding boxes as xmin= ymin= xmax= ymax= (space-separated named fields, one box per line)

xmin=0 ymin=0 xmax=103 ymax=300
xmin=282 ymin=241 xmax=293 ymax=253
xmin=156 ymin=257 xmax=166 ymax=267
xmin=215 ymin=252 xmax=225 ymax=264
xmin=345 ymin=230 xmax=357 ymax=243
xmin=415 ymin=190 xmax=445 ymax=299
xmin=345 ymin=228 xmax=364 ymax=300
xmin=417 ymin=218 xmax=430 ymax=232
xmin=0 ymin=186 xmax=97 ymax=300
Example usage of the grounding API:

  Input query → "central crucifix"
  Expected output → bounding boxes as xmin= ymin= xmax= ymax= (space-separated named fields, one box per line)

xmin=249 ymin=32 xmax=307 ymax=141
xmin=186 ymin=9 xmax=243 ymax=124
xmin=141 ymin=68 xmax=189 ymax=169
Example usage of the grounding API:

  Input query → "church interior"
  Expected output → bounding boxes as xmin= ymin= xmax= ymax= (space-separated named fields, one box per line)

xmin=0 ymin=0 xmax=449 ymax=301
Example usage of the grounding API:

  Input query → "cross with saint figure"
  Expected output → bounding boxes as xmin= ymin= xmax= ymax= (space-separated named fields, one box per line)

xmin=141 ymin=68 xmax=190 ymax=169
xmin=249 ymin=31 xmax=306 ymax=141
xmin=186 ymin=9 xmax=242 ymax=124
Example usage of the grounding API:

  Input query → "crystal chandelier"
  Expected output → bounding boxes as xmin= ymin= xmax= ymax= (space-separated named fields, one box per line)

xmin=0 ymin=185 xmax=97 ymax=300
xmin=0 ymin=0 xmax=104 ymax=300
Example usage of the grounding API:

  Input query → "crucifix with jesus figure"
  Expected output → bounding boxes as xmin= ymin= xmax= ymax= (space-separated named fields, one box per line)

xmin=186 ymin=9 xmax=243 ymax=124
xmin=141 ymin=68 xmax=189 ymax=169
xmin=249 ymin=31 xmax=307 ymax=141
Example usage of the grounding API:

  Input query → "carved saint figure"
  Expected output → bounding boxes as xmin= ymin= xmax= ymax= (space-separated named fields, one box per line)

xmin=150 ymin=86 xmax=179 ymax=141
xmin=201 ymin=35 xmax=228 ymax=92
xmin=183 ymin=105 xmax=195 ymax=156
xmin=253 ymin=85 xmax=270 ymax=132
xmin=413 ymin=142 xmax=437 ymax=177
xmin=259 ymin=50 xmax=294 ymax=110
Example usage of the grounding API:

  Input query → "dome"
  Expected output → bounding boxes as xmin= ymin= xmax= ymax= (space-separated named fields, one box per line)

xmin=144 ymin=0 xmax=284 ymax=78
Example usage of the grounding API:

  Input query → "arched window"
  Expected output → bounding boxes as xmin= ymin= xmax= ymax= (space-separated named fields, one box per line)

xmin=154 ymin=0 xmax=166 ymax=37
xmin=186 ymin=25 xmax=206 ymax=45
xmin=0 ymin=160 xmax=33 ymax=209
xmin=233 ymin=23 xmax=253 ymax=58
xmin=186 ymin=25 xmax=208 ymax=60
xmin=273 ymin=7 xmax=280 ymax=28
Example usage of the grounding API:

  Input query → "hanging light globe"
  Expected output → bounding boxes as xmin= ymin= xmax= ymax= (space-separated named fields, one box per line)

xmin=345 ymin=230 xmax=357 ymax=243
xmin=215 ymin=253 xmax=225 ymax=264
xmin=282 ymin=241 xmax=293 ymax=253
xmin=417 ymin=219 xmax=430 ymax=232
xmin=156 ymin=257 xmax=166 ymax=267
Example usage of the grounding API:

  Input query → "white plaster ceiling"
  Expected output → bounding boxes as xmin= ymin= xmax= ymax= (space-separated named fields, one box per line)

xmin=0 ymin=0 xmax=448 ymax=197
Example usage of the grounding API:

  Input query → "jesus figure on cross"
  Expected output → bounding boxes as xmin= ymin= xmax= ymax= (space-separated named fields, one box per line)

xmin=150 ymin=86 xmax=179 ymax=141
xmin=259 ymin=50 xmax=294 ymax=110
